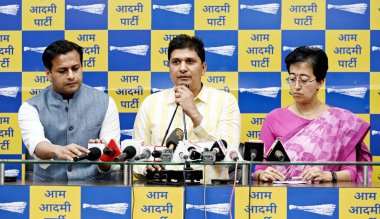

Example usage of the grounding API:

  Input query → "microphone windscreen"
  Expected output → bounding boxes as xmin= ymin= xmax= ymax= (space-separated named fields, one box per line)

xmin=123 ymin=146 xmax=137 ymax=159
xmin=151 ymin=150 xmax=162 ymax=158
xmin=274 ymin=150 xmax=285 ymax=161
xmin=165 ymin=128 xmax=184 ymax=150
xmin=88 ymin=147 xmax=102 ymax=161
xmin=100 ymin=139 xmax=121 ymax=161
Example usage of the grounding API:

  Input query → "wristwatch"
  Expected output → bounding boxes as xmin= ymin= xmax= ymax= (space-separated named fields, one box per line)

xmin=331 ymin=171 xmax=337 ymax=183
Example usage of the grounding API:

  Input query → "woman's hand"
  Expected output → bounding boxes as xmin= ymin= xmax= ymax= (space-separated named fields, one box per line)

xmin=300 ymin=167 xmax=331 ymax=182
xmin=257 ymin=167 xmax=285 ymax=182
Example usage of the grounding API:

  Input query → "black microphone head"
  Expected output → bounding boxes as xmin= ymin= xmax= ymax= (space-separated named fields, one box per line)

xmin=123 ymin=146 xmax=137 ymax=159
xmin=151 ymin=150 xmax=162 ymax=158
xmin=190 ymin=151 xmax=201 ymax=160
xmin=87 ymin=147 xmax=102 ymax=161
xmin=103 ymin=147 xmax=114 ymax=155
xmin=165 ymin=128 xmax=184 ymax=150
xmin=187 ymin=147 xmax=201 ymax=160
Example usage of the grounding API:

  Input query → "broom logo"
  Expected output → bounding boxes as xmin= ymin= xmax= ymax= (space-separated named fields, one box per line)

xmin=372 ymin=46 xmax=380 ymax=52
xmin=186 ymin=203 xmax=230 ymax=215
xmin=152 ymin=4 xmax=192 ymax=15
xmin=289 ymin=204 xmax=336 ymax=216
xmin=327 ymin=3 xmax=367 ymax=15
xmin=0 ymin=202 xmax=27 ymax=214
xmin=283 ymin=45 xmax=323 ymax=52
xmin=67 ymin=4 xmax=105 ymax=15
xmin=0 ymin=86 xmax=19 ymax=98
xmin=23 ymin=47 xmax=47 ymax=54
xmin=83 ymin=203 xmax=128 ymax=215
xmin=240 ymin=87 xmax=281 ymax=98
xmin=327 ymin=86 xmax=367 ymax=99
xmin=205 ymin=45 xmax=235 ymax=57
xmin=240 ymin=4 xmax=280 ymax=15
xmin=110 ymin=45 xmax=149 ymax=56
xmin=120 ymin=129 xmax=133 ymax=137
xmin=0 ymin=4 xmax=19 ymax=16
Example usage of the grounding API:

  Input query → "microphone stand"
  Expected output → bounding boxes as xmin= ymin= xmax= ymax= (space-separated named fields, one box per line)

xmin=183 ymin=110 xmax=187 ymax=140
xmin=161 ymin=104 xmax=179 ymax=146
xmin=183 ymin=84 xmax=189 ymax=140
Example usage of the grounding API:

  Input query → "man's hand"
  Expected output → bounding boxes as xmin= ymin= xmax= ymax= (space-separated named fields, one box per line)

xmin=174 ymin=85 xmax=203 ymax=127
xmin=53 ymin=143 xmax=90 ymax=161
xmin=144 ymin=165 xmax=165 ymax=175
xmin=88 ymin=138 xmax=107 ymax=144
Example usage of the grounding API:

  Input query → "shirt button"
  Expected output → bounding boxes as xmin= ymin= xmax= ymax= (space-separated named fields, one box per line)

xmin=69 ymin=126 xmax=73 ymax=131
xmin=65 ymin=107 xmax=68 ymax=112
xmin=67 ymin=166 xmax=72 ymax=172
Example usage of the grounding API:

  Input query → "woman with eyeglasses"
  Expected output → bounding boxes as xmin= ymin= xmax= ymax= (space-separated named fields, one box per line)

xmin=254 ymin=46 xmax=372 ymax=183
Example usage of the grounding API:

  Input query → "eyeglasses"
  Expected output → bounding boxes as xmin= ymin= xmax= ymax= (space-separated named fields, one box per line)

xmin=288 ymin=77 xmax=316 ymax=86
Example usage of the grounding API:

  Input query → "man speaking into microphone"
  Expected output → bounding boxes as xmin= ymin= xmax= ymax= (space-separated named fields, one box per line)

xmin=18 ymin=40 xmax=120 ymax=182
xmin=133 ymin=34 xmax=241 ymax=182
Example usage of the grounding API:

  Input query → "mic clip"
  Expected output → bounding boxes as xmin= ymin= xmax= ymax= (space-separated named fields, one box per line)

xmin=201 ymin=149 xmax=216 ymax=164
xmin=160 ymin=148 xmax=173 ymax=162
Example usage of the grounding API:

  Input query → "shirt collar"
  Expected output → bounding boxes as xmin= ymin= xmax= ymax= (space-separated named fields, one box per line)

xmin=49 ymin=84 xmax=83 ymax=101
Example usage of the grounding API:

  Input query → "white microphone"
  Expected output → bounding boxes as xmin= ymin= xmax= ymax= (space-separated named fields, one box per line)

xmin=229 ymin=150 xmax=239 ymax=161
xmin=134 ymin=148 xmax=151 ymax=161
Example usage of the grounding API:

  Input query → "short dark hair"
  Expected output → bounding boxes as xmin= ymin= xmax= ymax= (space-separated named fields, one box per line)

xmin=285 ymin=46 xmax=328 ymax=82
xmin=42 ymin=40 xmax=83 ymax=70
xmin=168 ymin=34 xmax=205 ymax=63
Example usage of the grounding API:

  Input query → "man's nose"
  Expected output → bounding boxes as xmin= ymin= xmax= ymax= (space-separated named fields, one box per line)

xmin=67 ymin=69 xmax=74 ymax=79
xmin=179 ymin=61 xmax=187 ymax=71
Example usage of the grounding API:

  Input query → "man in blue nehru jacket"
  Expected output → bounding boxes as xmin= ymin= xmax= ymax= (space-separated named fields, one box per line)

xmin=18 ymin=40 xmax=120 ymax=182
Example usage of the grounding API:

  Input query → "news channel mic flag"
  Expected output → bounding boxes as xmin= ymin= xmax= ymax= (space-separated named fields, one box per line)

xmin=0 ymin=1 xmax=379 ymax=181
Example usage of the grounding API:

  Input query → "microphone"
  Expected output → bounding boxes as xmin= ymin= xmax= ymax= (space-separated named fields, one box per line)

xmin=182 ymin=84 xmax=189 ymax=140
xmin=251 ymin=148 xmax=258 ymax=160
xmin=265 ymin=139 xmax=290 ymax=162
xmin=114 ymin=146 xmax=137 ymax=162
xmin=151 ymin=148 xmax=173 ymax=162
xmin=274 ymin=150 xmax=285 ymax=161
xmin=134 ymin=148 xmax=151 ymax=161
xmin=229 ymin=150 xmax=239 ymax=161
xmin=179 ymin=152 xmax=189 ymax=161
xmin=74 ymin=147 xmax=102 ymax=162
xmin=166 ymin=128 xmax=184 ymax=151
xmin=210 ymin=139 xmax=228 ymax=162
xmin=100 ymin=139 xmax=121 ymax=162
xmin=243 ymin=141 xmax=264 ymax=161
xmin=188 ymin=147 xmax=201 ymax=160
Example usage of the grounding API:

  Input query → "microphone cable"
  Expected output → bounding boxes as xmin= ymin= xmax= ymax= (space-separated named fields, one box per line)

xmin=248 ymin=157 xmax=254 ymax=219
xmin=182 ymin=162 xmax=187 ymax=219
xmin=229 ymin=159 xmax=239 ymax=219
xmin=182 ymin=84 xmax=189 ymax=140
xmin=183 ymin=109 xmax=187 ymax=140
xmin=161 ymin=104 xmax=179 ymax=146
